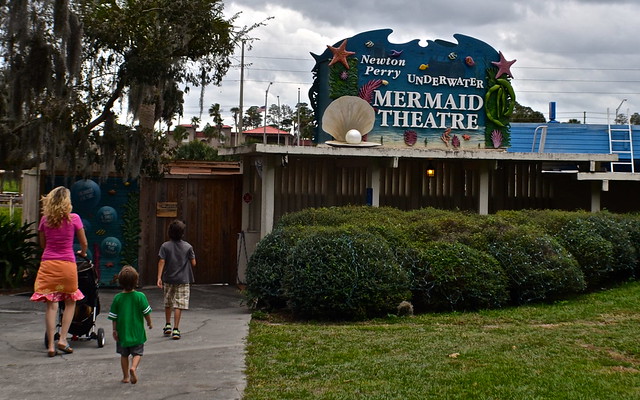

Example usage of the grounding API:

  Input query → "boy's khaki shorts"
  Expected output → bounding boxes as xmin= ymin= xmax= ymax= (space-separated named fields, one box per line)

xmin=163 ymin=283 xmax=190 ymax=309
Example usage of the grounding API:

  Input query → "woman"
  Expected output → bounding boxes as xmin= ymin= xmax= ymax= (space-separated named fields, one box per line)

xmin=30 ymin=186 xmax=88 ymax=357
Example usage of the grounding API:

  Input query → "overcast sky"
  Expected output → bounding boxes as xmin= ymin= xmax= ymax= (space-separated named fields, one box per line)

xmin=175 ymin=0 xmax=640 ymax=129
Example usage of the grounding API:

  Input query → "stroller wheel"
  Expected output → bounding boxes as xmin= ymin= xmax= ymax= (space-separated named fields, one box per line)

xmin=97 ymin=328 xmax=105 ymax=348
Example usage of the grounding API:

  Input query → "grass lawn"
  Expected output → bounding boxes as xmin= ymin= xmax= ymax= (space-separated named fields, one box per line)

xmin=244 ymin=281 xmax=640 ymax=399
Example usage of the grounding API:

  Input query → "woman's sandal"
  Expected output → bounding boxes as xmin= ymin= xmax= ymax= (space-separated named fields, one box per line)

xmin=47 ymin=350 xmax=58 ymax=357
xmin=57 ymin=343 xmax=73 ymax=354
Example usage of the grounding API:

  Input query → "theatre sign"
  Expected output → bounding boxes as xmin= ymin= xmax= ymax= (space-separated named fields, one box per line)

xmin=311 ymin=29 xmax=516 ymax=149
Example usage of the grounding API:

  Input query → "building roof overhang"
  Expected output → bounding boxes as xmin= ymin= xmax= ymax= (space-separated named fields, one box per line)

xmin=220 ymin=143 xmax=617 ymax=163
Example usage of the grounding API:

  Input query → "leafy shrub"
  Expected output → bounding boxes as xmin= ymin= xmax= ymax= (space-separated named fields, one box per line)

xmin=247 ymin=207 xmax=640 ymax=320
xmin=0 ymin=207 xmax=22 ymax=222
xmin=497 ymin=209 xmax=575 ymax=233
xmin=584 ymin=212 xmax=636 ymax=281
xmin=277 ymin=205 xmax=410 ymax=230
xmin=245 ymin=228 xmax=297 ymax=309
xmin=501 ymin=210 xmax=634 ymax=288
xmin=283 ymin=229 xmax=410 ymax=320
xmin=552 ymin=218 xmax=616 ymax=288
xmin=409 ymin=241 xmax=509 ymax=312
xmin=479 ymin=225 xmax=586 ymax=304
xmin=0 ymin=217 xmax=40 ymax=289
xmin=407 ymin=213 xmax=485 ymax=246
xmin=277 ymin=207 xmax=351 ymax=228
xmin=617 ymin=214 xmax=640 ymax=276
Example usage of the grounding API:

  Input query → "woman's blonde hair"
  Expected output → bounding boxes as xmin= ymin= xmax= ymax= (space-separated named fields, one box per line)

xmin=41 ymin=186 xmax=72 ymax=228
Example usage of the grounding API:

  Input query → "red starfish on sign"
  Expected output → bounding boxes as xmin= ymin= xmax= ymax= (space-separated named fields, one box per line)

xmin=327 ymin=39 xmax=356 ymax=69
xmin=491 ymin=51 xmax=516 ymax=79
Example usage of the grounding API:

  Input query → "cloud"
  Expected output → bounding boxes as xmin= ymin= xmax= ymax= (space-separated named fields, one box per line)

xmin=178 ymin=0 xmax=640 ymax=128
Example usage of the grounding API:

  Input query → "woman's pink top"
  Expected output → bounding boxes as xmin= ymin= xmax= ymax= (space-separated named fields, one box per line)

xmin=39 ymin=213 xmax=83 ymax=262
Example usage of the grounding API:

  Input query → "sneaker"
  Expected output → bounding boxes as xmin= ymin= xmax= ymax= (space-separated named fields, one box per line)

xmin=163 ymin=323 xmax=172 ymax=336
xmin=172 ymin=329 xmax=181 ymax=340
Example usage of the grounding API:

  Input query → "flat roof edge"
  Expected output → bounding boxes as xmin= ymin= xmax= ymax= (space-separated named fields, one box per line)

xmin=577 ymin=172 xmax=640 ymax=181
xmin=220 ymin=144 xmax=617 ymax=162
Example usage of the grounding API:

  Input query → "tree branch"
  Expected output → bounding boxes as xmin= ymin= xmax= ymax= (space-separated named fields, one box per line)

xmin=85 ymin=75 xmax=126 ymax=132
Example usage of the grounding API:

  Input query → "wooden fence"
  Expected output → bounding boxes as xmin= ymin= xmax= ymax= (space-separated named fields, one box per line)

xmin=267 ymin=155 xmax=601 ymax=223
xmin=138 ymin=173 xmax=242 ymax=286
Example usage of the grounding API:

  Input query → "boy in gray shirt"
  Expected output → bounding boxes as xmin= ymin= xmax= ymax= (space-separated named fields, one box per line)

xmin=157 ymin=220 xmax=196 ymax=340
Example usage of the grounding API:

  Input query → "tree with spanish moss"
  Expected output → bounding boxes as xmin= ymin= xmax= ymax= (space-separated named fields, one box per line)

xmin=0 ymin=0 xmax=267 ymax=179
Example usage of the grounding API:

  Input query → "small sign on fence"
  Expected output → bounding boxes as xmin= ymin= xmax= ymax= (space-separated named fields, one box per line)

xmin=156 ymin=202 xmax=178 ymax=217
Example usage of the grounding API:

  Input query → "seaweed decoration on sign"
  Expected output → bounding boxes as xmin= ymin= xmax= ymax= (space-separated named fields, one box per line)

xmin=484 ymin=63 xmax=515 ymax=147
xmin=329 ymin=58 xmax=358 ymax=99
xmin=359 ymin=79 xmax=385 ymax=104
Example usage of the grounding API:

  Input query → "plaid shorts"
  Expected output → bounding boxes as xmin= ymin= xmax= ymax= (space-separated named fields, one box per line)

xmin=163 ymin=283 xmax=190 ymax=309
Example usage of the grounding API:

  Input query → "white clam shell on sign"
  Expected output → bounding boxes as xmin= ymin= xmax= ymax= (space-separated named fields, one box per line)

xmin=322 ymin=96 xmax=375 ymax=142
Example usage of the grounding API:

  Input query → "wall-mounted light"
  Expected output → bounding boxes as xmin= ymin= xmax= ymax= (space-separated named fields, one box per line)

xmin=426 ymin=162 xmax=435 ymax=178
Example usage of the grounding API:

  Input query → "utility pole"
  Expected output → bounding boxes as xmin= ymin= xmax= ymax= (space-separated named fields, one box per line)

xmin=263 ymin=82 xmax=272 ymax=144
xmin=297 ymin=88 xmax=301 ymax=146
xmin=615 ymin=99 xmax=627 ymax=124
xmin=237 ymin=39 xmax=245 ymax=147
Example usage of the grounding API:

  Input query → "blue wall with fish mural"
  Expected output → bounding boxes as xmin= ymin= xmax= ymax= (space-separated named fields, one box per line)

xmin=47 ymin=177 xmax=139 ymax=287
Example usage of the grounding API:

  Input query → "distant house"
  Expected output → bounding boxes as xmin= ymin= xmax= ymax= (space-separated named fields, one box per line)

xmin=170 ymin=123 xmax=234 ymax=148
xmin=243 ymin=126 xmax=294 ymax=145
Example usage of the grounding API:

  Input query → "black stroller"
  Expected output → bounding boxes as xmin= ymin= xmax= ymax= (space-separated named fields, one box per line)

xmin=44 ymin=254 xmax=106 ymax=348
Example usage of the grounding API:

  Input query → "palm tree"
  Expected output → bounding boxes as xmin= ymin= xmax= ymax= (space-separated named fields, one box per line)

xmin=230 ymin=107 xmax=240 ymax=133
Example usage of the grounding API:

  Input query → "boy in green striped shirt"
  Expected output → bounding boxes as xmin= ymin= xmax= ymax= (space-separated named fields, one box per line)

xmin=108 ymin=266 xmax=152 ymax=384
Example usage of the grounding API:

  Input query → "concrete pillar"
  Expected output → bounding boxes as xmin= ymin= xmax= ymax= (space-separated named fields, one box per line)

xmin=260 ymin=155 xmax=276 ymax=237
xmin=478 ymin=162 xmax=490 ymax=215
xmin=367 ymin=162 xmax=381 ymax=207
xmin=590 ymin=180 xmax=601 ymax=212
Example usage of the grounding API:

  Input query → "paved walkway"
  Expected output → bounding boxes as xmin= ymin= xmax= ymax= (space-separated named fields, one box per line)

xmin=0 ymin=285 xmax=251 ymax=399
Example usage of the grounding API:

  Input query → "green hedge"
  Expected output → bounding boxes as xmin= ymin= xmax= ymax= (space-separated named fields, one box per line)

xmin=246 ymin=207 xmax=640 ymax=320
xmin=408 ymin=241 xmax=509 ymax=312
xmin=245 ymin=227 xmax=297 ymax=309
xmin=478 ymin=225 xmax=586 ymax=304
xmin=283 ymin=229 xmax=410 ymax=320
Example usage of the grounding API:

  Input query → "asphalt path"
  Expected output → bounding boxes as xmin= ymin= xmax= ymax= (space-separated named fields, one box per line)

xmin=0 ymin=284 xmax=251 ymax=400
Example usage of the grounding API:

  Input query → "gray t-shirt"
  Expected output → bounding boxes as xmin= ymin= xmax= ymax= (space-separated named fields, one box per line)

xmin=158 ymin=240 xmax=196 ymax=284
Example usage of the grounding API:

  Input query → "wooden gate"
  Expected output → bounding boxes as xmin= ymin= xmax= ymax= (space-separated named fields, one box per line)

xmin=138 ymin=171 xmax=242 ymax=286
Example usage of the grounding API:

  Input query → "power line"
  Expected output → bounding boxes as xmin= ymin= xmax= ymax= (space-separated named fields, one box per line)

xmin=514 ymin=66 xmax=640 ymax=72
xmin=517 ymin=79 xmax=640 ymax=83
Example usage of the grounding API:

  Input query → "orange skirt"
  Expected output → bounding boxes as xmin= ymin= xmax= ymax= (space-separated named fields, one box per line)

xmin=30 ymin=260 xmax=84 ymax=303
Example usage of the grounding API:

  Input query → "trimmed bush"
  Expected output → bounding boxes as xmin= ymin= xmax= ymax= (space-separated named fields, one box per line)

xmin=409 ymin=241 xmax=509 ymax=312
xmin=246 ymin=207 xmax=640 ymax=320
xmin=408 ymin=213 xmax=485 ymax=245
xmin=283 ymin=229 xmax=410 ymax=320
xmin=277 ymin=207 xmax=353 ymax=228
xmin=584 ymin=213 xmax=636 ymax=281
xmin=480 ymin=225 xmax=586 ymax=305
xmin=553 ymin=218 xmax=616 ymax=288
xmin=245 ymin=228 xmax=297 ymax=309
xmin=617 ymin=214 xmax=640 ymax=277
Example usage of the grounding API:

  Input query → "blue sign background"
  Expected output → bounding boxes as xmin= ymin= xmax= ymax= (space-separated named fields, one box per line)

xmin=311 ymin=29 xmax=506 ymax=148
